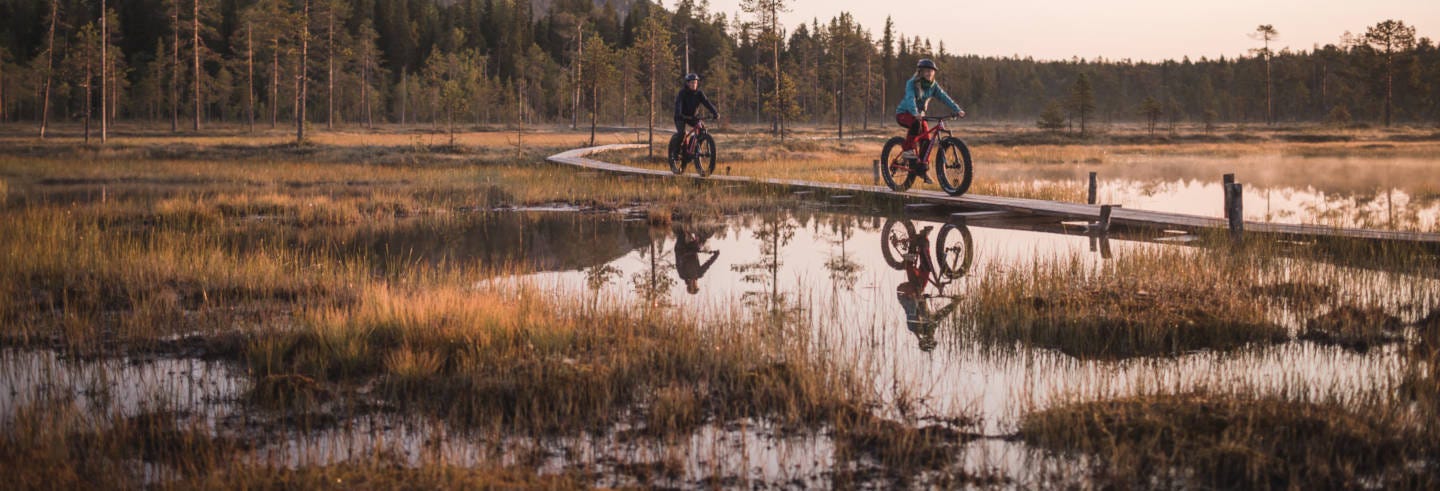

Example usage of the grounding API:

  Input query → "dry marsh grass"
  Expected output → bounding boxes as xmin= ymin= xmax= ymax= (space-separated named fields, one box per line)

xmin=958 ymin=248 xmax=1289 ymax=359
xmin=0 ymin=134 xmax=989 ymax=486
xmin=1020 ymin=392 xmax=1438 ymax=489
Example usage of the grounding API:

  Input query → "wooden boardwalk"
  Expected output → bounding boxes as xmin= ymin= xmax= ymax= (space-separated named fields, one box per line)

xmin=548 ymin=144 xmax=1440 ymax=246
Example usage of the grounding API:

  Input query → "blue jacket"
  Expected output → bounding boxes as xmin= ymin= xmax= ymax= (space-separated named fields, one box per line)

xmin=896 ymin=76 xmax=962 ymax=116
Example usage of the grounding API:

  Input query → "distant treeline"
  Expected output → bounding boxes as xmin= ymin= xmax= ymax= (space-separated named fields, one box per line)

xmin=0 ymin=0 xmax=1434 ymax=140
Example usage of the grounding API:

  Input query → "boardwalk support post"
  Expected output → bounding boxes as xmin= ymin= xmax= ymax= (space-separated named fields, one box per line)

xmin=1088 ymin=172 xmax=1098 ymax=205
xmin=1222 ymin=174 xmax=1236 ymax=221
xmin=873 ymin=159 xmax=880 ymax=186
xmin=1226 ymin=182 xmax=1244 ymax=244
xmin=1098 ymin=204 xmax=1113 ymax=233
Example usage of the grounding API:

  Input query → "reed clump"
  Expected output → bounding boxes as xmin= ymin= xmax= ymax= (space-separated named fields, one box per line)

xmin=0 ymin=399 xmax=248 ymax=489
xmin=1299 ymin=305 xmax=1406 ymax=352
xmin=245 ymin=283 xmax=868 ymax=435
xmin=961 ymin=249 xmax=1288 ymax=359
xmin=1020 ymin=392 xmax=1438 ymax=489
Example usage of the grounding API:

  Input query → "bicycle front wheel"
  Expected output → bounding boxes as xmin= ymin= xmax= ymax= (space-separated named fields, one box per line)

xmin=880 ymin=137 xmax=916 ymax=192
xmin=936 ymin=223 xmax=975 ymax=280
xmin=880 ymin=218 xmax=916 ymax=270
xmin=693 ymin=134 xmax=717 ymax=177
xmin=667 ymin=133 xmax=685 ymax=175
xmin=936 ymin=137 xmax=974 ymax=197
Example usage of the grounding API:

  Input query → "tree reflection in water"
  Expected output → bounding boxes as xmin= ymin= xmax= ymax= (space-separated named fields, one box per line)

xmin=731 ymin=214 xmax=802 ymax=323
xmin=630 ymin=226 xmax=676 ymax=308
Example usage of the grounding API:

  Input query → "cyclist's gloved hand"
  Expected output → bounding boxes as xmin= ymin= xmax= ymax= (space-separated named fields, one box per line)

xmin=957 ymin=110 xmax=966 ymax=119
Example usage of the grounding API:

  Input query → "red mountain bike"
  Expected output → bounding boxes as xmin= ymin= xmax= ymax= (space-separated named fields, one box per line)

xmin=880 ymin=115 xmax=973 ymax=196
xmin=669 ymin=117 xmax=718 ymax=177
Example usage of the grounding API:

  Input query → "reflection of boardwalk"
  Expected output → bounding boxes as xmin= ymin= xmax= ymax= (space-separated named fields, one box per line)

xmin=548 ymin=144 xmax=1440 ymax=246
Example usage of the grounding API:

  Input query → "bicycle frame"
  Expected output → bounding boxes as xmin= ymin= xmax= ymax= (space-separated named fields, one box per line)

xmin=895 ymin=226 xmax=949 ymax=294
xmin=913 ymin=116 xmax=952 ymax=164
xmin=681 ymin=118 xmax=709 ymax=157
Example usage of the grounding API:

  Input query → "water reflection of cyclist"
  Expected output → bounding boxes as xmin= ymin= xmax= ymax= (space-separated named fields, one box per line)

xmin=888 ymin=224 xmax=965 ymax=352
xmin=674 ymin=224 xmax=720 ymax=295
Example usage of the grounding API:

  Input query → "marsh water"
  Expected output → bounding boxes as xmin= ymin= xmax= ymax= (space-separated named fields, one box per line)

xmin=990 ymin=153 xmax=1440 ymax=232
xmin=3 ymin=206 xmax=1433 ymax=486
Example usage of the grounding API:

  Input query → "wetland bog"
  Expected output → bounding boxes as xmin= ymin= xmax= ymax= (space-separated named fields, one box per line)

xmin=2 ymin=124 xmax=1439 ymax=488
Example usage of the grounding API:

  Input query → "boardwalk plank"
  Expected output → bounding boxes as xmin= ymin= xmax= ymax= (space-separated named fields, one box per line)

xmin=548 ymin=144 xmax=1440 ymax=245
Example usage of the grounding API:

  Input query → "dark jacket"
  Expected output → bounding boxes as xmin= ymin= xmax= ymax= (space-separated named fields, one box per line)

xmin=674 ymin=228 xmax=718 ymax=281
xmin=674 ymin=88 xmax=718 ymax=121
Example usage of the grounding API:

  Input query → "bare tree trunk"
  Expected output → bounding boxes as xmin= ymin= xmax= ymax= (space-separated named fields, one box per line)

xmin=515 ymin=78 xmax=524 ymax=153
xmin=39 ymin=0 xmax=57 ymax=139
xmin=621 ymin=67 xmax=627 ymax=128
xmin=863 ymin=50 xmax=870 ymax=131
xmin=84 ymin=54 xmax=92 ymax=144
xmin=193 ymin=0 xmax=201 ymax=131
xmin=572 ymin=24 xmax=581 ymax=130
xmin=837 ymin=44 xmax=845 ymax=140
xmin=646 ymin=54 xmax=655 ymax=158
xmin=400 ymin=71 xmax=407 ymax=125
xmin=362 ymin=44 xmax=371 ymax=128
xmin=101 ymin=0 xmax=108 ymax=143
xmin=589 ymin=83 xmax=598 ymax=146
xmin=326 ymin=4 xmax=333 ymax=130
xmin=772 ymin=6 xmax=783 ymax=142
xmin=171 ymin=0 xmax=179 ymax=132
xmin=1 ymin=57 xmax=7 ymax=121
xmin=1384 ymin=48 xmax=1394 ymax=127
xmin=296 ymin=0 xmax=308 ymax=142
xmin=246 ymin=24 xmax=254 ymax=132
xmin=270 ymin=40 xmax=278 ymax=128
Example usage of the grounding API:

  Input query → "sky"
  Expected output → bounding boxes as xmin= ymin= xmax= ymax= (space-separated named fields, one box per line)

xmin=699 ymin=0 xmax=1440 ymax=61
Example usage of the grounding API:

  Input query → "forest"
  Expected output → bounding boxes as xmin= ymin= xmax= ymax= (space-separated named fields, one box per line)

xmin=0 ymin=0 xmax=1435 ymax=139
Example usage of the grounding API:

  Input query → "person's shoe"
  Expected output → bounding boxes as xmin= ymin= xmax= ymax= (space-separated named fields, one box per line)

xmin=914 ymin=163 xmax=933 ymax=184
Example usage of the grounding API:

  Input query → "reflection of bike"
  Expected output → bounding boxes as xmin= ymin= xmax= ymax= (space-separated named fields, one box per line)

xmin=668 ymin=116 xmax=718 ymax=177
xmin=879 ymin=115 xmax=974 ymax=196
xmin=881 ymin=218 xmax=974 ymax=282
xmin=881 ymin=218 xmax=974 ymax=351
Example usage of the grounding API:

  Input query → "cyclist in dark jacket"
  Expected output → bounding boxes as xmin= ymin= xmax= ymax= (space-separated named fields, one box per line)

xmin=674 ymin=73 xmax=719 ymax=135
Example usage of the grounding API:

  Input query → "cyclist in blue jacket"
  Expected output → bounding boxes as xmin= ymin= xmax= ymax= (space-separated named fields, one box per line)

xmin=895 ymin=59 xmax=965 ymax=181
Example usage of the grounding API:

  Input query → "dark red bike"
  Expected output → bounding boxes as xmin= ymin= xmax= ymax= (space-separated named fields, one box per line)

xmin=669 ymin=116 xmax=718 ymax=177
xmin=880 ymin=115 xmax=973 ymax=196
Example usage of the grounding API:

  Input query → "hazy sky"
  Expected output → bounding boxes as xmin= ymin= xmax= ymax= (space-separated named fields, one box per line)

xmin=700 ymin=0 xmax=1439 ymax=61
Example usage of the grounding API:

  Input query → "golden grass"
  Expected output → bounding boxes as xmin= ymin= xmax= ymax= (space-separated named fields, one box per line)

xmin=957 ymin=247 xmax=1289 ymax=359
xmin=1020 ymin=392 xmax=1437 ymax=489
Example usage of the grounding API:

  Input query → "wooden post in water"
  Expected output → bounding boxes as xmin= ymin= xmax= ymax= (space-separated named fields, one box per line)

xmin=1098 ymin=204 xmax=1113 ymax=233
xmin=1222 ymin=174 xmax=1236 ymax=221
xmin=1087 ymin=172 xmax=1098 ymax=205
xmin=1226 ymin=182 xmax=1244 ymax=244
xmin=873 ymin=159 xmax=880 ymax=186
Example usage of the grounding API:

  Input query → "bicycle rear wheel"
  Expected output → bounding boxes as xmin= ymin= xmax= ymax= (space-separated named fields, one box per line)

xmin=693 ymin=134 xmax=717 ymax=177
xmin=880 ymin=137 xmax=916 ymax=192
xmin=667 ymin=133 xmax=685 ymax=175
xmin=936 ymin=137 xmax=973 ymax=196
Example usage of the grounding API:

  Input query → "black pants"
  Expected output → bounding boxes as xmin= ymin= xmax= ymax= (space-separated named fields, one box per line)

xmin=674 ymin=118 xmax=692 ymax=135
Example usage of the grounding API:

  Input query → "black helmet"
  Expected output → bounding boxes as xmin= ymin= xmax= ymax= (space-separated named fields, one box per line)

xmin=916 ymin=59 xmax=938 ymax=71
xmin=684 ymin=73 xmax=701 ymax=82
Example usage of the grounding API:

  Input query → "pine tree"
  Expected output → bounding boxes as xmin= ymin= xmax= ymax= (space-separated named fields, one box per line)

xmin=741 ymin=0 xmax=789 ymax=140
xmin=633 ymin=12 xmax=673 ymax=158
xmin=1365 ymin=20 xmax=1417 ymax=127
xmin=1069 ymin=73 xmax=1096 ymax=135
